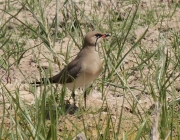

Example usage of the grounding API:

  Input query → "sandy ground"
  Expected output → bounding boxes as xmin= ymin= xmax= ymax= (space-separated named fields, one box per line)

xmin=1 ymin=0 xmax=180 ymax=139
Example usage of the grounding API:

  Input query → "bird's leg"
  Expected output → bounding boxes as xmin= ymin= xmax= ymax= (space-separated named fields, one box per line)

xmin=84 ymin=85 xmax=92 ymax=108
xmin=84 ymin=90 xmax=87 ymax=108
xmin=72 ymin=91 xmax=76 ymax=106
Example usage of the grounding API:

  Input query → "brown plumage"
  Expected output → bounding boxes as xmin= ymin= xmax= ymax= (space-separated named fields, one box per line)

xmin=31 ymin=31 xmax=110 ymax=107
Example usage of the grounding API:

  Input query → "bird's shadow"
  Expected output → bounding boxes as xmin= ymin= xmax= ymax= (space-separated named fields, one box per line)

xmin=45 ymin=102 xmax=79 ymax=120
xmin=65 ymin=102 xmax=79 ymax=115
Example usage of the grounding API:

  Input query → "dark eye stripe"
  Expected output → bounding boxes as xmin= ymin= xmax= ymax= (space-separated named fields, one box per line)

xmin=95 ymin=33 xmax=102 ymax=38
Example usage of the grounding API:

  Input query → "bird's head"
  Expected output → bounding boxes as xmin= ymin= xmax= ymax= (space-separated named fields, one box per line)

xmin=83 ymin=31 xmax=110 ymax=49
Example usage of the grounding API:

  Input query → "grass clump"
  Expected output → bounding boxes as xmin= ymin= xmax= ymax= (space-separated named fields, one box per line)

xmin=0 ymin=0 xmax=180 ymax=139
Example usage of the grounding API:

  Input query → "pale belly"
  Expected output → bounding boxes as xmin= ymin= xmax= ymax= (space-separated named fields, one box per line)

xmin=65 ymin=71 xmax=101 ymax=90
xmin=66 ymin=61 xmax=102 ymax=90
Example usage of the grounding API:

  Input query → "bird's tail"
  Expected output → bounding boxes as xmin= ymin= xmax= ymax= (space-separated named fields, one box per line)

xmin=30 ymin=78 xmax=47 ymax=85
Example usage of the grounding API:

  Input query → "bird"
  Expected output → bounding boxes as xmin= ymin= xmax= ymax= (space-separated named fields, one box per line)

xmin=31 ymin=31 xmax=110 ymax=107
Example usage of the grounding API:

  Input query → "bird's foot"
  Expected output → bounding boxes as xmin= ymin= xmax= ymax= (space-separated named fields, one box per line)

xmin=65 ymin=100 xmax=78 ymax=115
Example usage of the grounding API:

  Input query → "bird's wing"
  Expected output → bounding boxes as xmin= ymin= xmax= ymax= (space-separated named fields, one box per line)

xmin=47 ymin=60 xmax=82 ymax=84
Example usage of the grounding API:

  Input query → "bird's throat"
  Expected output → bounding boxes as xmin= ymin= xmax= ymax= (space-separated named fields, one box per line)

xmin=95 ymin=38 xmax=99 ymax=52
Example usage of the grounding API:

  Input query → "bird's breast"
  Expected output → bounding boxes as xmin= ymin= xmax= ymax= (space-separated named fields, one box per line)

xmin=66 ymin=50 xmax=103 ymax=89
xmin=83 ymin=54 xmax=103 ymax=76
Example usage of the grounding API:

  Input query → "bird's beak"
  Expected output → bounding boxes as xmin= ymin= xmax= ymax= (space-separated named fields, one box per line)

xmin=102 ymin=34 xmax=110 ymax=38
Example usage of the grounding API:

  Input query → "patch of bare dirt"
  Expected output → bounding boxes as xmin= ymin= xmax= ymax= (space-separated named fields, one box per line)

xmin=1 ymin=0 xmax=180 ymax=139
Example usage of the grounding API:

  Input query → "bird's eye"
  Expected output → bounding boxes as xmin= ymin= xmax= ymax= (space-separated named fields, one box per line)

xmin=95 ymin=34 xmax=102 ymax=38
